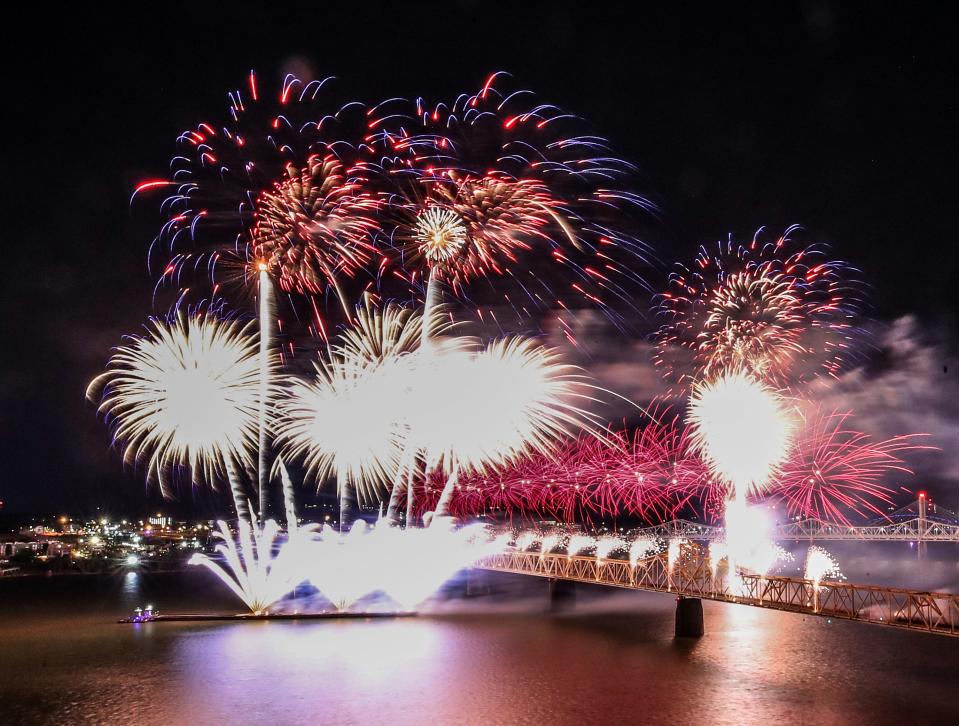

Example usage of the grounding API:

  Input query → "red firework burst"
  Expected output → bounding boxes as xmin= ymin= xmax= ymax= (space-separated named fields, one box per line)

xmin=253 ymin=154 xmax=379 ymax=297
xmin=366 ymin=72 xmax=653 ymax=333
xmin=654 ymin=225 xmax=866 ymax=389
xmin=772 ymin=410 xmax=932 ymax=524
xmin=134 ymin=72 xmax=383 ymax=324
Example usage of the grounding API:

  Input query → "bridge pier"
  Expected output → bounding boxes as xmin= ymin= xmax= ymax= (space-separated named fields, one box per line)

xmin=547 ymin=578 xmax=576 ymax=612
xmin=464 ymin=568 xmax=490 ymax=598
xmin=675 ymin=596 xmax=704 ymax=638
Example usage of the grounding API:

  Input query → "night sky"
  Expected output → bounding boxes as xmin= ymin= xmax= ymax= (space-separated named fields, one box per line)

xmin=3 ymin=2 xmax=957 ymax=518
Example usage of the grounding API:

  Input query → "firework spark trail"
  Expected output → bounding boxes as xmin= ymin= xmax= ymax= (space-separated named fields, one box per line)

xmin=86 ymin=315 xmax=276 ymax=520
xmin=654 ymin=226 xmax=866 ymax=390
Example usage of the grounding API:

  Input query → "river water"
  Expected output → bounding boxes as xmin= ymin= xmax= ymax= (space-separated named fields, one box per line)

xmin=1 ymin=542 xmax=957 ymax=725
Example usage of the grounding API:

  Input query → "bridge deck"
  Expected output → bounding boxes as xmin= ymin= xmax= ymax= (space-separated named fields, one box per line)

xmin=477 ymin=546 xmax=959 ymax=637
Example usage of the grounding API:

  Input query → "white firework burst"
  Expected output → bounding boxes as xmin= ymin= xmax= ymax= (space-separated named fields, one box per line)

xmin=413 ymin=206 xmax=468 ymax=264
xmin=87 ymin=315 xmax=274 ymax=499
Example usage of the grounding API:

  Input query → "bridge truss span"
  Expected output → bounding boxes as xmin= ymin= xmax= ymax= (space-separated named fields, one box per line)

xmin=476 ymin=545 xmax=959 ymax=637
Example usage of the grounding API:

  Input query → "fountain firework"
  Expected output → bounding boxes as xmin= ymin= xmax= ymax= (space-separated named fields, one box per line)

xmin=804 ymin=545 xmax=844 ymax=612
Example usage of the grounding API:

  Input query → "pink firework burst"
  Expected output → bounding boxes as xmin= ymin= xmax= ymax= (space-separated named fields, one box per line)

xmin=771 ymin=410 xmax=932 ymax=524
xmin=408 ymin=408 xmax=709 ymax=523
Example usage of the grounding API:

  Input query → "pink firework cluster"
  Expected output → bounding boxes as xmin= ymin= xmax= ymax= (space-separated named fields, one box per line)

xmin=405 ymin=407 xmax=927 ymax=526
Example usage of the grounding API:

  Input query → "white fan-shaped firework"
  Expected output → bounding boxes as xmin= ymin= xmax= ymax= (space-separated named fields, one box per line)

xmin=413 ymin=336 xmax=601 ymax=517
xmin=337 ymin=298 xmax=455 ymax=365
xmin=416 ymin=337 xmax=599 ymax=475
xmin=87 ymin=315 xmax=274 ymax=503
xmin=687 ymin=370 xmax=794 ymax=499
xmin=278 ymin=352 xmax=410 ymax=510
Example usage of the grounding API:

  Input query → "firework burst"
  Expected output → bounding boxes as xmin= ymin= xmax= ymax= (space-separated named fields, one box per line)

xmin=87 ymin=315 xmax=276 ymax=517
xmin=774 ymin=410 xmax=930 ymax=523
xmin=687 ymin=371 xmax=794 ymax=501
xmin=655 ymin=226 xmax=865 ymax=389
xmin=135 ymin=72 xmax=381 ymax=325
xmin=277 ymin=350 xmax=410 ymax=525
xmin=409 ymin=409 xmax=707 ymax=523
xmin=253 ymin=154 xmax=380 ymax=302
xmin=368 ymin=73 xmax=653 ymax=333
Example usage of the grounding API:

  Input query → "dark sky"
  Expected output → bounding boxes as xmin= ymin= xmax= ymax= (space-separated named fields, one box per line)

xmin=3 ymin=2 xmax=958 ymax=517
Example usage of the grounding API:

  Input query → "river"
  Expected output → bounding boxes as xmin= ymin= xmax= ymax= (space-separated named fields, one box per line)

xmin=1 ymin=542 xmax=957 ymax=725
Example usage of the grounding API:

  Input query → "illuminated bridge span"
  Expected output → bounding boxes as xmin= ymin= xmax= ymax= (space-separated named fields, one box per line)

xmin=476 ymin=544 xmax=959 ymax=637
xmin=631 ymin=497 xmax=959 ymax=543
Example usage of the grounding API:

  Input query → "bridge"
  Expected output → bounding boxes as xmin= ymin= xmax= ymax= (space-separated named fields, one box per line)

xmin=476 ymin=542 xmax=959 ymax=638
xmin=630 ymin=495 xmax=959 ymax=543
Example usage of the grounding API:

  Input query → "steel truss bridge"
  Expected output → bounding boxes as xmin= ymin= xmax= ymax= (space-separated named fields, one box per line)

xmin=631 ymin=497 xmax=959 ymax=543
xmin=477 ymin=543 xmax=959 ymax=637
